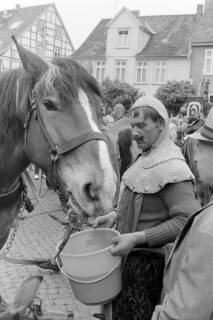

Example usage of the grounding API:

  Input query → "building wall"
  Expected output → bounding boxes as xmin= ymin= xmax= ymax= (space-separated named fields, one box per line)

xmin=104 ymin=56 xmax=136 ymax=82
xmin=106 ymin=10 xmax=146 ymax=57
xmin=190 ymin=46 xmax=213 ymax=95
xmin=75 ymin=8 xmax=192 ymax=97
xmin=92 ymin=9 xmax=191 ymax=96
xmin=77 ymin=53 xmax=191 ymax=97
xmin=0 ymin=4 xmax=74 ymax=71
xmin=101 ymin=56 xmax=190 ymax=96
xmin=134 ymin=57 xmax=190 ymax=95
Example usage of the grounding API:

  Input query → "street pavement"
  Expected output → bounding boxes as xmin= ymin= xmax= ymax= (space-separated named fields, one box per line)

xmin=0 ymin=175 xmax=100 ymax=319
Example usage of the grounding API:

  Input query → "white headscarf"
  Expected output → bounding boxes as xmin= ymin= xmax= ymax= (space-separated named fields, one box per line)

xmin=131 ymin=96 xmax=169 ymax=123
xmin=129 ymin=96 xmax=169 ymax=149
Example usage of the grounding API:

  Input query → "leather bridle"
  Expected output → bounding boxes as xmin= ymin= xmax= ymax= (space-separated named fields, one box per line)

xmin=24 ymin=90 xmax=107 ymax=189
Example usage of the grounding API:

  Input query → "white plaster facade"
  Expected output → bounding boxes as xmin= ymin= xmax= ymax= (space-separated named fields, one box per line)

xmin=90 ymin=7 xmax=192 ymax=96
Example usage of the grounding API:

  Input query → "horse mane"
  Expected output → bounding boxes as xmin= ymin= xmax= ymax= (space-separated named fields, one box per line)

xmin=0 ymin=57 xmax=103 ymax=139
xmin=44 ymin=57 xmax=103 ymax=104
xmin=0 ymin=69 xmax=32 ymax=139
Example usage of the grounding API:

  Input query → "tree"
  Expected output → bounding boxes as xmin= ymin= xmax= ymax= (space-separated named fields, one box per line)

xmin=155 ymin=80 xmax=196 ymax=115
xmin=101 ymin=78 xmax=139 ymax=113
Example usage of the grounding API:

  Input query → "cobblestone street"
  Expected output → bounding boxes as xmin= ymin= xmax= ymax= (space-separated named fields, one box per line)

xmin=0 ymin=176 xmax=99 ymax=319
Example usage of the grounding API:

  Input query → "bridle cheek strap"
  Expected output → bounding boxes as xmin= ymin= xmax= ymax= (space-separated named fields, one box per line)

xmin=35 ymin=101 xmax=107 ymax=157
xmin=56 ymin=131 xmax=107 ymax=155
xmin=24 ymin=90 xmax=108 ymax=189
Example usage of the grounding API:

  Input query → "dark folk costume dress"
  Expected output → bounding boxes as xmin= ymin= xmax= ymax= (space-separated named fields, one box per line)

xmin=111 ymin=138 xmax=199 ymax=320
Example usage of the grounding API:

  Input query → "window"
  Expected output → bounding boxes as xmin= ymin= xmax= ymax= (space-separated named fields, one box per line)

xmin=115 ymin=60 xmax=127 ymax=82
xmin=204 ymin=50 xmax=213 ymax=74
xmin=95 ymin=61 xmax=105 ymax=82
xmin=54 ymin=46 xmax=61 ymax=56
xmin=55 ymin=26 xmax=62 ymax=39
xmin=37 ymin=19 xmax=46 ymax=33
xmin=154 ymin=61 xmax=167 ymax=83
xmin=117 ymin=30 xmax=128 ymax=48
xmin=136 ymin=61 xmax=148 ymax=83
xmin=36 ymin=41 xmax=43 ymax=56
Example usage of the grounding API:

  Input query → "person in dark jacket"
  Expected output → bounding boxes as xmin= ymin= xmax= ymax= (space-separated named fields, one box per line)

xmin=152 ymin=107 xmax=213 ymax=320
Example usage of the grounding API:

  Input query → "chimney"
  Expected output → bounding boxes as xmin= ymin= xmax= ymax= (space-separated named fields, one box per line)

xmin=16 ymin=4 xmax=21 ymax=9
xmin=132 ymin=10 xmax=140 ymax=17
xmin=197 ymin=4 xmax=203 ymax=15
xmin=204 ymin=0 xmax=213 ymax=11
xmin=3 ymin=9 xmax=8 ymax=18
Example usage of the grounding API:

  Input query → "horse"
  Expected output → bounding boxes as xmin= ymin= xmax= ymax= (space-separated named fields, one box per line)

xmin=0 ymin=37 xmax=117 ymax=251
xmin=103 ymin=118 xmax=141 ymax=178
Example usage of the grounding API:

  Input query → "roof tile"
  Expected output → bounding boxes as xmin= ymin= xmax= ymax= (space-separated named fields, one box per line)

xmin=0 ymin=4 xmax=49 ymax=54
xmin=72 ymin=12 xmax=201 ymax=59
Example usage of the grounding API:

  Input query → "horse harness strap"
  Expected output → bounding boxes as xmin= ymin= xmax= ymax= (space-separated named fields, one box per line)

xmin=36 ymin=103 xmax=107 ymax=156
xmin=24 ymin=90 xmax=107 ymax=189
xmin=0 ymin=254 xmax=50 ymax=265
xmin=56 ymin=132 xmax=106 ymax=155
xmin=0 ymin=182 xmax=21 ymax=205
xmin=26 ymin=89 xmax=107 ymax=157
xmin=0 ymin=179 xmax=26 ymax=207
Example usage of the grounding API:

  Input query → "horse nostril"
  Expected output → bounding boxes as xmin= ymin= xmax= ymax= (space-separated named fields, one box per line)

xmin=84 ymin=183 xmax=99 ymax=201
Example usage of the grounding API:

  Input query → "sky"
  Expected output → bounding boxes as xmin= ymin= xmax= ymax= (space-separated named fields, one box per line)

xmin=0 ymin=0 xmax=205 ymax=49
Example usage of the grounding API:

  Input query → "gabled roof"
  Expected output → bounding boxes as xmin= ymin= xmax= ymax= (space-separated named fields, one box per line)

xmin=0 ymin=4 xmax=49 ymax=54
xmin=72 ymin=12 xmax=201 ymax=59
xmin=0 ymin=3 xmax=74 ymax=55
xmin=72 ymin=19 xmax=109 ymax=59
xmin=137 ymin=14 xmax=201 ymax=57
xmin=191 ymin=2 xmax=213 ymax=44
xmin=106 ymin=6 xmax=141 ymax=28
xmin=51 ymin=3 xmax=74 ymax=51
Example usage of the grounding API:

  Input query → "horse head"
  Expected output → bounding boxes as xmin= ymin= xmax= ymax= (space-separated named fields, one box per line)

xmin=11 ymin=37 xmax=117 ymax=218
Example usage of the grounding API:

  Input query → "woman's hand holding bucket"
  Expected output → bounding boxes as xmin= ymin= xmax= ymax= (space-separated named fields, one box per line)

xmin=93 ymin=211 xmax=117 ymax=229
xmin=110 ymin=231 xmax=146 ymax=256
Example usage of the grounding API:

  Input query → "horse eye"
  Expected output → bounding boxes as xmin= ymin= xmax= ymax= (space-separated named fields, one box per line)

xmin=43 ymin=100 xmax=57 ymax=111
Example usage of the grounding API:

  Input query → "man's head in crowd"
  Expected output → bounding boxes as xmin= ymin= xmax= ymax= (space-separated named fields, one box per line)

xmin=190 ymin=108 xmax=213 ymax=187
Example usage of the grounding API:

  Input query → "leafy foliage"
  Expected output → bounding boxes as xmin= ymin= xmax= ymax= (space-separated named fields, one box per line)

xmin=101 ymin=78 xmax=139 ymax=113
xmin=155 ymin=80 xmax=196 ymax=115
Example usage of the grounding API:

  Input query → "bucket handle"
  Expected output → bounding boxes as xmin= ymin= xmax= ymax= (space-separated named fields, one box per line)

xmin=56 ymin=257 xmax=121 ymax=284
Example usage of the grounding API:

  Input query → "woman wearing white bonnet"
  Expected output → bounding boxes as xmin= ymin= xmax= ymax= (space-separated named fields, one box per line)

xmin=95 ymin=96 xmax=200 ymax=320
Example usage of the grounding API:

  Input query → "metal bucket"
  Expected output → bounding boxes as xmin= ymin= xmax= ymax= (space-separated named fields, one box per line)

xmin=57 ymin=259 xmax=122 ymax=306
xmin=57 ymin=228 xmax=121 ymax=278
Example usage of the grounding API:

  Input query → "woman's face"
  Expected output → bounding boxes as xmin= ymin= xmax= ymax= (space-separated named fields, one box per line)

xmin=195 ymin=141 xmax=213 ymax=186
xmin=131 ymin=110 xmax=163 ymax=151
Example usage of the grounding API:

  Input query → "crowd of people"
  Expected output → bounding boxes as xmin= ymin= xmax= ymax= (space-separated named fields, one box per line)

xmin=95 ymin=96 xmax=213 ymax=320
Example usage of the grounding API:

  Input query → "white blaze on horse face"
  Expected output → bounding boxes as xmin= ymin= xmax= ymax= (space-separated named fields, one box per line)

xmin=78 ymin=89 xmax=117 ymax=199
xmin=78 ymin=89 xmax=100 ymax=132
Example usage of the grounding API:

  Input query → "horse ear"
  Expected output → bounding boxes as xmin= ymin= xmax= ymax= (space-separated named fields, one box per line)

xmin=12 ymin=35 xmax=48 ymax=80
xmin=11 ymin=275 xmax=43 ymax=311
